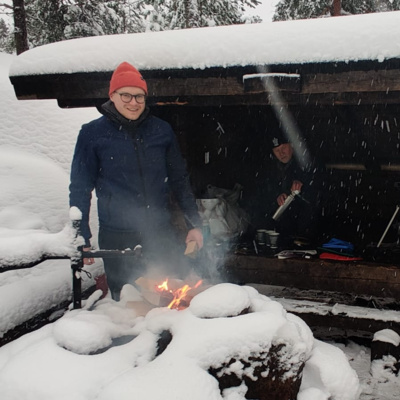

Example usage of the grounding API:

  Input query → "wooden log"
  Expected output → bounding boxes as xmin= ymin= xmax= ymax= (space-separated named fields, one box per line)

xmin=208 ymin=343 xmax=304 ymax=400
xmin=223 ymin=255 xmax=400 ymax=298
xmin=247 ymin=284 xmax=400 ymax=340
xmin=156 ymin=313 xmax=304 ymax=399
xmin=371 ymin=329 xmax=400 ymax=362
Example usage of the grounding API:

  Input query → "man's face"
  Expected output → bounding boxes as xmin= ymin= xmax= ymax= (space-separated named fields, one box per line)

xmin=272 ymin=143 xmax=293 ymax=164
xmin=110 ymin=86 xmax=146 ymax=120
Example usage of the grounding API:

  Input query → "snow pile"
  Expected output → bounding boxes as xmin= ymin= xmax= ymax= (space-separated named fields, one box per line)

xmin=0 ymin=52 xmax=99 ymax=173
xmin=0 ymin=147 xmax=70 ymax=232
xmin=0 ymin=52 xmax=102 ymax=337
xmin=0 ymin=259 xmax=100 ymax=338
xmin=0 ymin=283 xmax=361 ymax=400
xmin=0 ymin=52 xmax=100 ymax=265
xmin=0 ymin=146 xmax=81 ymax=266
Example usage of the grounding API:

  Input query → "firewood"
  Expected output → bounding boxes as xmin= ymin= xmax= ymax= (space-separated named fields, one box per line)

xmin=184 ymin=240 xmax=198 ymax=258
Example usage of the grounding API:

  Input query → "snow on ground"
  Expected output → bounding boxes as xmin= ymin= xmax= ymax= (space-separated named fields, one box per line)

xmin=1 ymin=12 xmax=400 ymax=396
xmin=0 ymin=283 xmax=362 ymax=400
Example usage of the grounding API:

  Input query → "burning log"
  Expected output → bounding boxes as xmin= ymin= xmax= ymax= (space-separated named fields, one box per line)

xmin=134 ymin=276 xmax=205 ymax=309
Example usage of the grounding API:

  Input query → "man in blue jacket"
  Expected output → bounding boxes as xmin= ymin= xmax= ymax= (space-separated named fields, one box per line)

xmin=70 ymin=62 xmax=203 ymax=300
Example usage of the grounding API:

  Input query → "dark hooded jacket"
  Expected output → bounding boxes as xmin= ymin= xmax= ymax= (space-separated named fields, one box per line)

xmin=69 ymin=101 xmax=201 ymax=244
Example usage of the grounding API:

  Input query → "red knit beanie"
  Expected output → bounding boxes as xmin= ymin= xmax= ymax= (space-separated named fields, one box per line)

xmin=109 ymin=62 xmax=148 ymax=96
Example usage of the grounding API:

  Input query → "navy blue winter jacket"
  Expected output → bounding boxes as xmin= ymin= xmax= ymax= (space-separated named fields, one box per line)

xmin=69 ymin=103 xmax=200 ymax=244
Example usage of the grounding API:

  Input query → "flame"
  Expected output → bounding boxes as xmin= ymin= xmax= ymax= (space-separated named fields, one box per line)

xmin=155 ymin=279 xmax=202 ymax=310
xmin=157 ymin=279 xmax=170 ymax=292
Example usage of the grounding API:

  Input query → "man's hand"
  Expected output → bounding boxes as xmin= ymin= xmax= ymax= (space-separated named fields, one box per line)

xmin=186 ymin=228 xmax=203 ymax=250
xmin=82 ymin=246 xmax=95 ymax=265
xmin=291 ymin=180 xmax=303 ymax=193
xmin=277 ymin=180 xmax=304 ymax=205
xmin=277 ymin=193 xmax=288 ymax=206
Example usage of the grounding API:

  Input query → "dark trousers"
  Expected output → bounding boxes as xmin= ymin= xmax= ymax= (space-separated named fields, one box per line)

xmin=99 ymin=226 xmax=189 ymax=301
xmin=99 ymin=228 xmax=145 ymax=301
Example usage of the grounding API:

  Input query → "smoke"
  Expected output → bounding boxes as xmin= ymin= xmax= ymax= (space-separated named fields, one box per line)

xmin=256 ymin=65 xmax=310 ymax=170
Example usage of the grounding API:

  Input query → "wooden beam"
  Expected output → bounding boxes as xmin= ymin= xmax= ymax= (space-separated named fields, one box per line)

xmin=303 ymin=69 xmax=400 ymax=94
xmin=147 ymin=76 xmax=243 ymax=97
xmin=246 ymin=284 xmax=400 ymax=340
xmin=274 ymin=297 xmax=400 ymax=337
xmin=10 ymin=68 xmax=400 ymax=107
xmin=223 ymin=255 xmax=400 ymax=298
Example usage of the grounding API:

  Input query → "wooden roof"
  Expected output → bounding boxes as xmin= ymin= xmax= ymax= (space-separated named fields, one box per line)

xmin=10 ymin=59 xmax=400 ymax=109
xmin=8 ymin=11 xmax=400 ymax=108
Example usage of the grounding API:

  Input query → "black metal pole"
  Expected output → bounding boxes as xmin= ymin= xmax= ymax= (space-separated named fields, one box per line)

xmin=71 ymin=253 xmax=83 ymax=309
xmin=71 ymin=218 xmax=83 ymax=309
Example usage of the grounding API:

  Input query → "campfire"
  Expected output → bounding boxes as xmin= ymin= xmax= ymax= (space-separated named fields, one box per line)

xmin=128 ymin=276 xmax=206 ymax=315
xmin=155 ymin=278 xmax=203 ymax=310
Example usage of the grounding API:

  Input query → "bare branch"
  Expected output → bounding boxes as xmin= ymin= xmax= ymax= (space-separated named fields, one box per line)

xmin=0 ymin=3 xmax=13 ymax=10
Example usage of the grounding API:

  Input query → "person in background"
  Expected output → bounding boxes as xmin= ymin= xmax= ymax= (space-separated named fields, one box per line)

xmin=69 ymin=61 xmax=203 ymax=300
xmin=267 ymin=133 xmax=321 ymax=247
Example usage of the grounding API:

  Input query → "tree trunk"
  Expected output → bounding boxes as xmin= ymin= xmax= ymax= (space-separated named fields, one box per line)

xmin=13 ymin=0 xmax=28 ymax=54
xmin=333 ymin=0 xmax=341 ymax=16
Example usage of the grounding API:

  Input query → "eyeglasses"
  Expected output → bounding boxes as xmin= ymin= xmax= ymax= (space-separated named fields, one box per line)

xmin=115 ymin=92 xmax=146 ymax=104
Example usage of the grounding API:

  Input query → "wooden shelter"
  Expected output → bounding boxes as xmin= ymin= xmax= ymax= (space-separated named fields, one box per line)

xmin=8 ymin=11 xmax=400 ymax=339
xmin=9 ymin=11 xmax=400 ymax=249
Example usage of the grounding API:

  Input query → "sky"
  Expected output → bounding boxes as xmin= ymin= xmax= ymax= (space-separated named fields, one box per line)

xmin=1 ymin=11 xmax=400 ymax=399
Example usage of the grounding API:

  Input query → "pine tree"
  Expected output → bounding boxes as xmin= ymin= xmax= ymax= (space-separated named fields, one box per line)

xmin=118 ymin=0 xmax=148 ymax=33
xmin=0 ymin=17 xmax=15 ymax=53
xmin=63 ymin=0 xmax=122 ymax=39
xmin=25 ymin=0 xmax=67 ymax=46
xmin=23 ymin=0 xmax=146 ymax=47
xmin=3 ymin=0 xmax=261 ymax=52
xmin=143 ymin=0 xmax=260 ymax=31
xmin=273 ymin=0 xmax=400 ymax=21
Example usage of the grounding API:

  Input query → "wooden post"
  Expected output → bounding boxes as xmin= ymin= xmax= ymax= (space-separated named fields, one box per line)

xmin=371 ymin=329 xmax=400 ymax=374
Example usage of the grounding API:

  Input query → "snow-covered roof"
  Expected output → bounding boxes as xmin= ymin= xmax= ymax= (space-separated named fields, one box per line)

xmin=9 ymin=11 xmax=400 ymax=78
